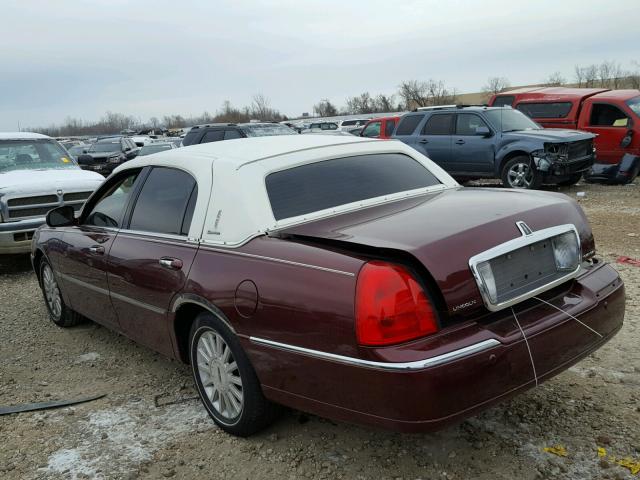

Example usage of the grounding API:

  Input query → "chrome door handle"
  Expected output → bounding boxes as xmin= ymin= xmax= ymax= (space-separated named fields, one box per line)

xmin=89 ymin=245 xmax=105 ymax=255
xmin=159 ymin=257 xmax=183 ymax=270
xmin=455 ymin=139 xmax=465 ymax=145
xmin=418 ymin=139 xmax=429 ymax=144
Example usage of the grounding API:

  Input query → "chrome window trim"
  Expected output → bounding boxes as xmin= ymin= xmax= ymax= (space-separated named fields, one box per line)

xmin=249 ymin=337 xmax=500 ymax=371
xmin=468 ymin=223 xmax=582 ymax=312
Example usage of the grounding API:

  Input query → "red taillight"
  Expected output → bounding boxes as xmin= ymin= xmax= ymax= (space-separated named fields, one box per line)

xmin=355 ymin=261 xmax=438 ymax=346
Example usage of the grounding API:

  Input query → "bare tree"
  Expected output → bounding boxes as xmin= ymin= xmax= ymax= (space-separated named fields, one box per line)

xmin=482 ymin=77 xmax=511 ymax=97
xmin=313 ymin=99 xmax=339 ymax=117
xmin=372 ymin=94 xmax=396 ymax=113
xmin=544 ymin=72 xmax=566 ymax=86
xmin=397 ymin=80 xmax=456 ymax=109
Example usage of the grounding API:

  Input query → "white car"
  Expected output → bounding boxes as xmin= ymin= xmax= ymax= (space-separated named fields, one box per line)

xmin=0 ymin=132 xmax=104 ymax=254
xmin=337 ymin=119 xmax=369 ymax=132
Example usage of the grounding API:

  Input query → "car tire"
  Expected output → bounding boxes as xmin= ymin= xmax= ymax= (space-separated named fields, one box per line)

xmin=39 ymin=259 xmax=83 ymax=328
xmin=189 ymin=312 xmax=279 ymax=437
xmin=556 ymin=173 xmax=582 ymax=187
xmin=501 ymin=156 xmax=542 ymax=189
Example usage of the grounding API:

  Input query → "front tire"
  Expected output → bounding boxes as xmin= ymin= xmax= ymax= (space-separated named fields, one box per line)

xmin=189 ymin=312 xmax=279 ymax=437
xmin=501 ymin=156 xmax=542 ymax=189
xmin=39 ymin=259 xmax=82 ymax=327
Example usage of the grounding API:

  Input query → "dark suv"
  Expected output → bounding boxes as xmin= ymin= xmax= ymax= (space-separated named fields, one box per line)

xmin=77 ymin=137 xmax=140 ymax=176
xmin=392 ymin=106 xmax=596 ymax=189
xmin=181 ymin=122 xmax=296 ymax=146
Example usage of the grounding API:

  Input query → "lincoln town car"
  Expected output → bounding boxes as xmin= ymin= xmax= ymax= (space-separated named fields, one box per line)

xmin=32 ymin=135 xmax=625 ymax=436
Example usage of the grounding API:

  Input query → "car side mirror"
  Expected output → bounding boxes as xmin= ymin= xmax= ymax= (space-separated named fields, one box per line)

xmin=475 ymin=126 xmax=491 ymax=137
xmin=46 ymin=205 xmax=77 ymax=228
xmin=621 ymin=130 xmax=633 ymax=148
xmin=77 ymin=154 xmax=94 ymax=165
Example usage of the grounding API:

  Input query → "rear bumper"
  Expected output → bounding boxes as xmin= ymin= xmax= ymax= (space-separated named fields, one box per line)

xmin=247 ymin=261 xmax=624 ymax=432
xmin=0 ymin=218 xmax=44 ymax=254
xmin=584 ymin=155 xmax=640 ymax=184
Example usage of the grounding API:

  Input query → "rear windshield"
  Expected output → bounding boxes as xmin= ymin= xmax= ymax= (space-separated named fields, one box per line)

xmin=241 ymin=124 xmax=297 ymax=137
xmin=0 ymin=140 xmax=77 ymax=173
xmin=266 ymin=153 xmax=441 ymax=221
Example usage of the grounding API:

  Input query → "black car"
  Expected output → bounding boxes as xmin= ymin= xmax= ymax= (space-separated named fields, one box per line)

xmin=181 ymin=122 xmax=296 ymax=146
xmin=77 ymin=137 xmax=140 ymax=176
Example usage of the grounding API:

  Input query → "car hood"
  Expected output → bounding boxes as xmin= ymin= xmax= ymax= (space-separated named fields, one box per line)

xmin=502 ymin=129 xmax=595 ymax=142
xmin=280 ymin=187 xmax=593 ymax=318
xmin=86 ymin=151 xmax=119 ymax=160
xmin=0 ymin=168 xmax=104 ymax=196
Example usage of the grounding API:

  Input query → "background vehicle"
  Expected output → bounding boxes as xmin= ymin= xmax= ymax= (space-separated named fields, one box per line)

xmin=66 ymin=144 xmax=91 ymax=160
xmin=337 ymin=119 xmax=368 ymax=132
xmin=360 ymin=116 xmax=400 ymax=138
xmin=392 ymin=106 xmax=595 ymax=189
xmin=181 ymin=122 xmax=296 ymax=146
xmin=34 ymin=135 xmax=623 ymax=437
xmin=137 ymin=142 xmax=176 ymax=156
xmin=489 ymin=88 xmax=640 ymax=184
xmin=301 ymin=122 xmax=339 ymax=134
xmin=77 ymin=137 xmax=140 ymax=175
xmin=0 ymin=132 xmax=103 ymax=254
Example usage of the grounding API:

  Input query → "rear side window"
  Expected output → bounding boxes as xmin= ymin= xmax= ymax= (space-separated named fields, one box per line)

xmin=516 ymin=102 xmax=573 ymax=119
xmin=395 ymin=115 xmax=423 ymax=135
xmin=224 ymin=129 xmax=243 ymax=140
xmin=384 ymin=119 xmax=396 ymax=137
xmin=266 ymin=154 xmax=441 ymax=221
xmin=422 ymin=114 xmax=453 ymax=135
xmin=181 ymin=130 xmax=201 ymax=146
xmin=129 ymin=167 xmax=197 ymax=235
xmin=201 ymin=130 xmax=225 ymax=143
xmin=492 ymin=95 xmax=515 ymax=107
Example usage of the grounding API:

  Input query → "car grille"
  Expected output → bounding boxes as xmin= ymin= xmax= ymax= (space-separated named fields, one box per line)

xmin=8 ymin=206 xmax=55 ymax=219
xmin=63 ymin=191 xmax=92 ymax=202
xmin=7 ymin=195 xmax=58 ymax=207
xmin=568 ymin=139 xmax=592 ymax=160
xmin=489 ymin=237 xmax=563 ymax=304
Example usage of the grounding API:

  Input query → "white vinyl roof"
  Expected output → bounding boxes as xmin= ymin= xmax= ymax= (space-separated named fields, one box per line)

xmin=0 ymin=132 xmax=51 ymax=140
xmin=115 ymin=135 xmax=458 ymax=247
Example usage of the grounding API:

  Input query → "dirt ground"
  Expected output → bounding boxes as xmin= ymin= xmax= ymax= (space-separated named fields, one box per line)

xmin=1 ymin=179 xmax=639 ymax=480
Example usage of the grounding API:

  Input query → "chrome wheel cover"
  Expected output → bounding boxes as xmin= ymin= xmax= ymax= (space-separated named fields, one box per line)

xmin=196 ymin=330 xmax=243 ymax=421
xmin=507 ymin=162 xmax=534 ymax=188
xmin=42 ymin=264 xmax=62 ymax=320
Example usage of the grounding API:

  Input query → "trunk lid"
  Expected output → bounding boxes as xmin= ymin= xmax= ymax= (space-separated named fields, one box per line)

xmin=279 ymin=187 xmax=592 ymax=319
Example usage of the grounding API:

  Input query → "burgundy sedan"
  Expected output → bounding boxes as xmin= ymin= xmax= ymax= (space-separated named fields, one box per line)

xmin=32 ymin=135 xmax=625 ymax=437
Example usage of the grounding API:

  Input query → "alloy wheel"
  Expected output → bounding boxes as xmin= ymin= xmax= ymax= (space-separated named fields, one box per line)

xmin=196 ymin=330 xmax=244 ymax=421
xmin=507 ymin=162 xmax=534 ymax=188
xmin=42 ymin=264 xmax=62 ymax=320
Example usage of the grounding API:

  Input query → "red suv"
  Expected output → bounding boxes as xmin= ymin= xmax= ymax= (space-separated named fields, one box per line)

xmin=360 ymin=116 xmax=400 ymax=139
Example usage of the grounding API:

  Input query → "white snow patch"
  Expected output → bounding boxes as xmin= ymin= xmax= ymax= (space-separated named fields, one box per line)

xmin=42 ymin=399 xmax=213 ymax=479
xmin=75 ymin=352 xmax=100 ymax=363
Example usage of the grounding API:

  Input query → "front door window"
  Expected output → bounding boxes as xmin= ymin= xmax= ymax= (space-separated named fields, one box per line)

xmin=84 ymin=172 xmax=139 ymax=228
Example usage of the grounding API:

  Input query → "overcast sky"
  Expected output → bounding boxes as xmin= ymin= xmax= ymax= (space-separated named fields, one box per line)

xmin=1 ymin=0 xmax=638 ymax=130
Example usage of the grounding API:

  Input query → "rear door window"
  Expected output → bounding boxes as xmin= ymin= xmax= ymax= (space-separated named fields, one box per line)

xmin=128 ymin=167 xmax=197 ymax=235
xmin=516 ymin=102 xmax=573 ymax=119
xmin=422 ymin=114 xmax=453 ymax=135
xmin=395 ymin=115 xmax=423 ymax=135
xmin=266 ymin=154 xmax=441 ymax=220
xmin=224 ymin=129 xmax=243 ymax=140
xmin=181 ymin=130 xmax=202 ymax=146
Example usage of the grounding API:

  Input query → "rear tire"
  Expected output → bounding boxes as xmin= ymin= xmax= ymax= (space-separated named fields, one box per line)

xmin=556 ymin=173 xmax=582 ymax=187
xmin=501 ymin=156 xmax=542 ymax=189
xmin=189 ymin=312 xmax=279 ymax=437
xmin=39 ymin=259 xmax=82 ymax=327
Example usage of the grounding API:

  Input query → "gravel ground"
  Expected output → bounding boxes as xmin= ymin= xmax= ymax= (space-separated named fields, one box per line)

xmin=1 ymin=179 xmax=639 ymax=480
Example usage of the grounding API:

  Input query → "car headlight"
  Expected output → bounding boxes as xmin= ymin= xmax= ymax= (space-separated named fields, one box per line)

xmin=476 ymin=261 xmax=498 ymax=304
xmin=552 ymin=231 xmax=580 ymax=271
xmin=107 ymin=155 xmax=121 ymax=164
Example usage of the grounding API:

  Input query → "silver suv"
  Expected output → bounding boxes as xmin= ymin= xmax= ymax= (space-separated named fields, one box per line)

xmin=0 ymin=132 xmax=104 ymax=254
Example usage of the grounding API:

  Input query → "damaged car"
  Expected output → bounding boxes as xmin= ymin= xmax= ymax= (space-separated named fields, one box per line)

xmin=393 ymin=106 xmax=595 ymax=188
xmin=33 ymin=135 xmax=624 ymax=436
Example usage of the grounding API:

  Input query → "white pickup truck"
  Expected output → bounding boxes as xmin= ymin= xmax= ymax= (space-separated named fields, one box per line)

xmin=0 ymin=132 xmax=104 ymax=254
